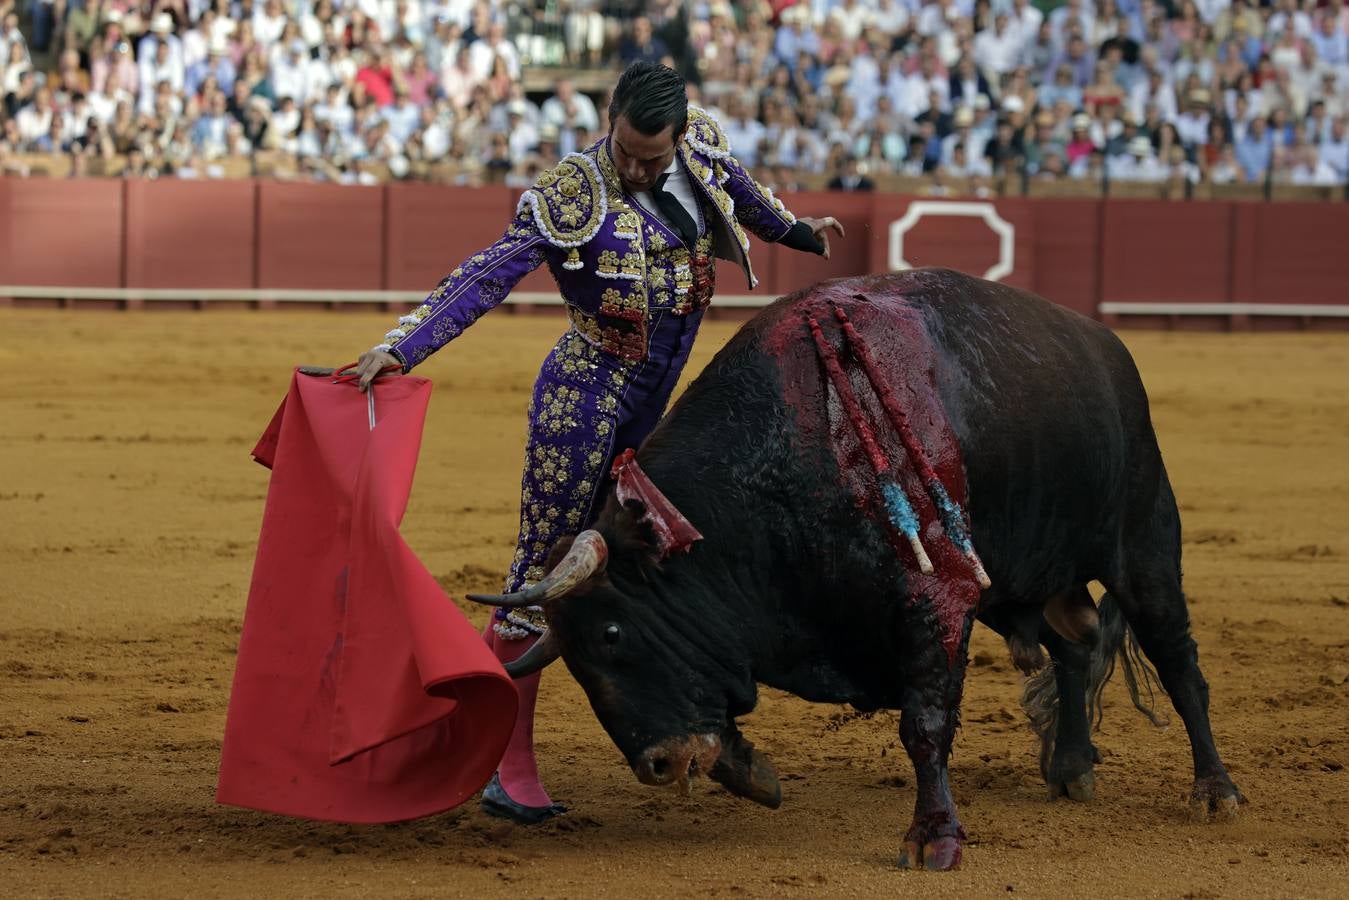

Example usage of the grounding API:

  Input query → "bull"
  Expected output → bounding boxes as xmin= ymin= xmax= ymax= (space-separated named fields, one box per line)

xmin=469 ymin=268 xmax=1243 ymax=869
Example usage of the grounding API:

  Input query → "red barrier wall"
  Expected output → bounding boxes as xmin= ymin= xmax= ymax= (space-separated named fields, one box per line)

xmin=125 ymin=179 xmax=255 ymax=289
xmin=0 ymin=179 xmax=124 ymax=289
xmin=257 ymin=182 xmax=384 ymax=290
xmin=3 ymin=180 xmax=1347 ymax=328
xmin=387 ymin=184 xmax=513 ymax=291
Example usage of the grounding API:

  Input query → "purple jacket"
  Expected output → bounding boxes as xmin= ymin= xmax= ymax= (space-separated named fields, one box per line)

xmin=378 ymin=107 xmax=800 ymax=368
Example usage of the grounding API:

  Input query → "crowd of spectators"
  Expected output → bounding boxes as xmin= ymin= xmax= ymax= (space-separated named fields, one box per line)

xmin=1 ymin=0 xmax=1345 ymax=191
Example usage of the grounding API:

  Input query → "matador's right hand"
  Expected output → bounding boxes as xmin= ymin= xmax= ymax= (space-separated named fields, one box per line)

xmin=352 ymin=349 xmax=403 ymax=392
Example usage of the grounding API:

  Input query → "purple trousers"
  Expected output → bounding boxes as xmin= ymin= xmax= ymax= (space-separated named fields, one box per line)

xmin=498 ymin=308 xmax=705 ymax=626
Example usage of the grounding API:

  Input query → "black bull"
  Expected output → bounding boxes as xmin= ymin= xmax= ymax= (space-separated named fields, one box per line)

xmin=470 ymin=268 xmax=1243 ymax=869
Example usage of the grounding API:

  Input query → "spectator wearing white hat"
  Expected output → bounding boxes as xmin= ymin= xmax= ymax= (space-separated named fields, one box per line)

xmin=1112 ymin=135 xmax=1165 ymax=181
xmin=139 ymin=41 xmax=185 ymax=117
xmin=942 ymin=105 xmax=984 ymax=166
xmin=138 ymin=14 xmax=185 ymax=101
xmin=773 ymin=5 xmax=820 ymax=67
xmin=1175 ymin=89 xmax=1212 ymax=149
xmin=1065 ymin=111 xmax=1096 ymax=165
xmin=186 ymin=35 xmax=237 ymax=97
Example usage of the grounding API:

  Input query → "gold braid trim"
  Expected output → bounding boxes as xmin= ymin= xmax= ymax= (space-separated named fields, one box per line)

xmin=516 ymin=153 xmax=608 ymax=249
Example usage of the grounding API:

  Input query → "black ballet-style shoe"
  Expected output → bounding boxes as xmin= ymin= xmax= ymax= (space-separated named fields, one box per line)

xmin=479 ymin=773 xmax=568 ymax=825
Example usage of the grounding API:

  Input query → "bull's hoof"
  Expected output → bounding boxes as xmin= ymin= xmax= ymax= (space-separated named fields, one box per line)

xmin=1047 ymin=770 xmax=1095 ymax=803
xmin=897 ymin=836 xmax=962 ymax=871
xmin=1045 ymin=748 xmax=1096 ymax=803
xmin=1188 ymin=775 xmax=1245 ymax=823
xmin=708 ymin=731 xmax=782 ymax=809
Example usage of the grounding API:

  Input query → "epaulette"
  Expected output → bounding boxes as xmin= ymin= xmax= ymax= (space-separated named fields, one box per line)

xmin=685 ymin=105 xmax=732 ymax=160
xmin=517 ymin=153 xmax=608 ymax=264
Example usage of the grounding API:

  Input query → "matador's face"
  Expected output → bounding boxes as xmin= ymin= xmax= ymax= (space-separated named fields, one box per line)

xmin=610 ymin=115 xmax=685 ymax=194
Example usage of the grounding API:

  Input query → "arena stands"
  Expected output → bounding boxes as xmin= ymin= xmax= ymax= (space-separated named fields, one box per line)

xmin=0 ymin=0 xmax=1345 ymax=198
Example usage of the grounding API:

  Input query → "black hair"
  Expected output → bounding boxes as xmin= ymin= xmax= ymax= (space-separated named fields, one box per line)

xmin=608 ymin=61 xmax=687 ymax=138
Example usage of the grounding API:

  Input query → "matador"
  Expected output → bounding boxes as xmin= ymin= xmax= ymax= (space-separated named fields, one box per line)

xmin=351 ymin=62 xmax=845 ymax=823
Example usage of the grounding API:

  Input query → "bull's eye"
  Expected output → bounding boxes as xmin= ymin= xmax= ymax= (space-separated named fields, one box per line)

xmin=603 ymin=624 xmax=621 ymax=645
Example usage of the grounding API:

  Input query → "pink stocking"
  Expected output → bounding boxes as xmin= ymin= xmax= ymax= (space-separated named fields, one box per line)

xmin=491 ymin=630 xmax=553 ymax=808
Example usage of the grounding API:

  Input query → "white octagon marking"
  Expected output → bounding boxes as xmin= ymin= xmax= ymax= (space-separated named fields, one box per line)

xmin=888 ymin=201 xmax=1016 ymax=282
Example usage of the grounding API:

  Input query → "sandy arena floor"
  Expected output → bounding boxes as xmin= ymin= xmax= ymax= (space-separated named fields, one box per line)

xmin=0 ymin=308 xmax=1347 ymax=898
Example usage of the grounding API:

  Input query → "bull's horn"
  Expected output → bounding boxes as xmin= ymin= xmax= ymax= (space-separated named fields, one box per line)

xmin=465 ymin=530 xmax=609 ymax=608
xmin=503 ymin=629 xmax=561 ymax=678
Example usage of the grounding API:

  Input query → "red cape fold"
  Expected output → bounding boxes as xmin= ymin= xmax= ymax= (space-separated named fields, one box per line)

xmin=216 ymin=371 xmax=517 ymax=823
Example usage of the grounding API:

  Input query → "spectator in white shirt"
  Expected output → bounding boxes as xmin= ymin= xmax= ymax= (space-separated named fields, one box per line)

xmin=721 ymin=94 xmax=767 ymax=167
xmin=315 ymin=83 xmax=355 ymax=136
xmin=468 ymin=22 xmax=520 ymax=81
xmin=381 ymin=88 xmax=421 ymax=144
xmin=419 ymin=103 xmax=452 ymax=159
xmin=1288 ymin=145 xmax=1339 ymax=185
xmin=139 ymin=42 xmax=185 ymax=116
xmin=504 ymin=101 xmax=539 ymax=162
xmin=138 ymin=14 xmax=184 ymax=88
xmin=253 ymin=0 xmax=289 ymax=50
xmin=540 ymin=79 xmax=599 ymax=133
xmin=1008 ymin=0 xmax=1045 ymax=48
xmin=440 ymin=44 xmax=478 ymax=111
xmin=1320 ymin=117 xmax=1348 ymax=178
xmin=1175 ymin=90 xmax=1212 ymax=148
xmin=272 ymin=95 xmax=301 ymax=139
xmin=16 ymin=87 xmax=55 ymax=147
xmin=271 ymin=39 xmax=312 ymax=103
xmin=1112 ymin=135 xmax=1166 ymax=181
xmin=830 ymin=0 xmax=874 ymax=41
xmin=975 ymin=14 xmax=1021 ymax=76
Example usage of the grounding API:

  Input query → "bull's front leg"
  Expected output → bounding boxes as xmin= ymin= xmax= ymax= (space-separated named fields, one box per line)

xmin=708 ymin=719 xmax=782 ymax=809
xmin=895 ymin=608 xmax=974 ymax=871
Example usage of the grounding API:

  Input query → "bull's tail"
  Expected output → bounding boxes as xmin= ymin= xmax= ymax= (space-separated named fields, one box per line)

xmin=1020 ymin=592 xmax=1169 ymax=778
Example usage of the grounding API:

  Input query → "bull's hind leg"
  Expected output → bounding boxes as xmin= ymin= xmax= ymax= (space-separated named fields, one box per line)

xmin=1035 ymin=624 xmax=1100 ymax=803
xmin=895 ymin=609 xmax=975 ymax=871
xmin=1108 ymin=487 xmax=1243 ymax=821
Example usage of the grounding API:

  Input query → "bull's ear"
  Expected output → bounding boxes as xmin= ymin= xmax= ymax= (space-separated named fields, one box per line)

xmin=613 ymin=498 xmax=661 ymax=565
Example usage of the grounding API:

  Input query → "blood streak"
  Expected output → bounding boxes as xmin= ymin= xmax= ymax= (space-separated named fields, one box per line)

xmin=761 ymin=278 xmax=982 ymax=664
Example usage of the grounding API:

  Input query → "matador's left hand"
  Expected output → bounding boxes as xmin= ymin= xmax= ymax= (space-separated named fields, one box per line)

xmin=797 ymin=217 xmax=846 ymax=260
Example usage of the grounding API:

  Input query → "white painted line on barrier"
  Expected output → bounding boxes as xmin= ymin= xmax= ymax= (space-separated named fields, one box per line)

xmin=1100 ymin=302 xmax=1349 ymax=317
xmin=888 ymin=201 xmax=1016 ymax=282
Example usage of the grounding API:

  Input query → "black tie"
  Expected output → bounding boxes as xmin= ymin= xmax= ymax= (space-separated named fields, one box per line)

xmin=650 ymin=171 xmax=698 ymax=249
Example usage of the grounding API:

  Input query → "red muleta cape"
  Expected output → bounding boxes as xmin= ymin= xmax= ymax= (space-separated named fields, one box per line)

xmin=216 ymin=370 xmax=517 ymax=823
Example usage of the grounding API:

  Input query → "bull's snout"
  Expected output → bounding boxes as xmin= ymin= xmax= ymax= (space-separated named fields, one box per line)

xmin=633 ymin=734 xmax=723 ymax=788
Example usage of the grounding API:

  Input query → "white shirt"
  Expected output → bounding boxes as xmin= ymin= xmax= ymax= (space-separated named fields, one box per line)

xmin=631 ymin=157 xmax=703 ymax=241
xmin=974 ymin=27 xmax=1020 ymax=75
